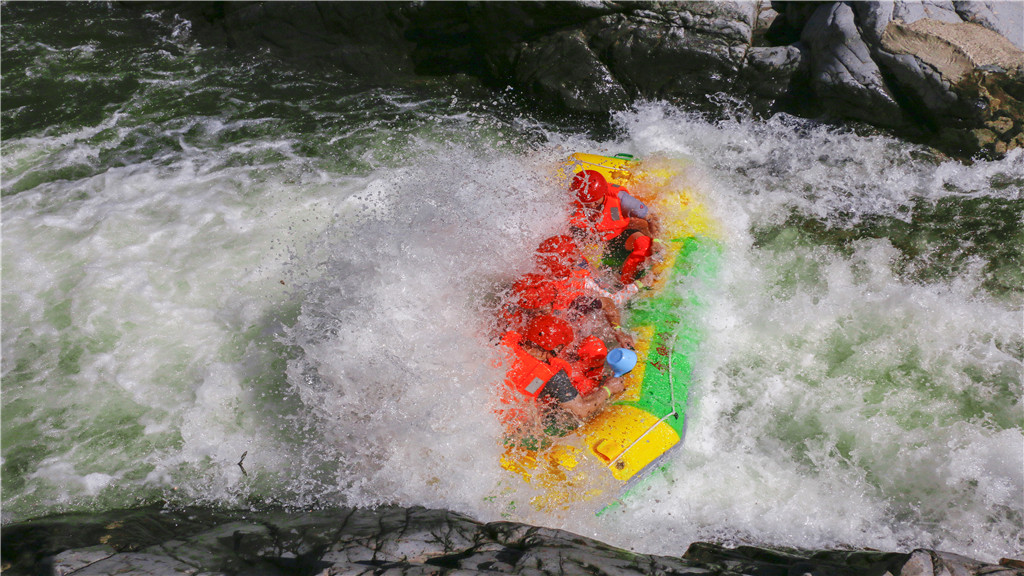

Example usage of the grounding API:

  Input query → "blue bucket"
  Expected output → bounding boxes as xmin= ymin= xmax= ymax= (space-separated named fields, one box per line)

xmin=606 ymin=348 xmax=638 ymax=377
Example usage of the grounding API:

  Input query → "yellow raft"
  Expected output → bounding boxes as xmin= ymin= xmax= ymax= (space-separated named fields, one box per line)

xmin=499 ymin=152 xmax=721 ymax=511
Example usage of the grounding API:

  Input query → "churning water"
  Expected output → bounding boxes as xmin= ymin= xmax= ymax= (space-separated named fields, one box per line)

xmin=2 ymin=3 xmax=1021 ymax=563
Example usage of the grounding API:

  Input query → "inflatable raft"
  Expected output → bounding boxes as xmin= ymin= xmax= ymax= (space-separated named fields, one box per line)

xmin=498 ymin=152 xmax=721 ymax=511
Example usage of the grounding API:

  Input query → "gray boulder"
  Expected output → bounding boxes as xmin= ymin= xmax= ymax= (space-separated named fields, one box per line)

xmin=768 ymin=0 xmax=1024 ymax=157
xmin=783 ymin=1 xmax=1024 ymax=156
xmin=133 ymin=1 xmax=1024 ymax=158
xmin=876 ymin=14 xmax=1024 ymax=155
xmin=591 ymin=10 xmax=748 ymax=105
xmin=511 ymin=29 xmax=631 ymax=115
xmin=214 ymin=2 xmax=417 ymax=79
xmin=3 ymin=504 xmax=1023 ymax=576
xmin=742 ymin=44 xmax=807 ymax=101
xmin=801 ymin=2 xmax=904 ymax=126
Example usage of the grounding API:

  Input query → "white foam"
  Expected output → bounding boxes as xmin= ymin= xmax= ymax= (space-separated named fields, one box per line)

xmin=592 ymin=105 xmax=1023 ymax=561
xmin=3 ymin=96 xmax=1021 ymax=560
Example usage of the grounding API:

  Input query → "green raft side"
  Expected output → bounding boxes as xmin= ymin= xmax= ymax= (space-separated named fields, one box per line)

xmin=595 ymin=235 xmax=721 ymax=517
xmin=619 ymin=235 xmax=722 ymax=438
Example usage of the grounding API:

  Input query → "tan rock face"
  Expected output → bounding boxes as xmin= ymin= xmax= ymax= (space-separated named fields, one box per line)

xmin=876 ymin=16 xmax=1024 ymax=158
xmin=881 ymin=18 xmax=1024 ymax=83
xmin=987 ymin=117 xmax=1015 ymax=135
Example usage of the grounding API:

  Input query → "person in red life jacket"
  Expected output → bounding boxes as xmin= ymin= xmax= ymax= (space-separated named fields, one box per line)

xmin=534 ymin=234 xmax=591 ymax=312
xmin=569 ymin=169 xmax=657 ymax=240
xmin=533 ymin=234 xmax=635 ymax=348
xmin=495 ymin=272 xmax=557 ymax=334
xmin=619 ymin=231 xmax=654 ymax=285
xmin=501 ymin=315 xmax=625 ymax=423
xmin=568 ymin=169 xmax=660 ymax=284
xmin=560 ymin=335 xmax=608 ymax=397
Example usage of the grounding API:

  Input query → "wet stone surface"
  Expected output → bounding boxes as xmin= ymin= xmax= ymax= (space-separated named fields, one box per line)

xmin=3 ymin=504 xmax=1022 ymax=576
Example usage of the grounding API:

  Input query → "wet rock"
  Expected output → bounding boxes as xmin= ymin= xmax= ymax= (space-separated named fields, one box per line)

xmin=129 ymin=1 xmax=1024 ymax=158
xmin=786 ymin=0 xmax=1024 ymax=157
xmin=3 ymin=504 xmax=1022 ymax=576
xmin=800 ymin=2 xmax=904 ymax=127
xmin=511 ymin=29 xmax=630 ymax=115
xmin=54 ymin=551 xmax=199 ymax=576
xmin=589 ymin=10 xmax=747 ymax=107
xmin=49 ymin=545 xmax=117 ymax=575
xmin=742 ymin=45 xmax=807 ymax=101
xmin=212 ymin=2 xmax=417 ymax=79
xmin=875 ymin=15 xmax=1024 ymax=157
xmin=953 ymin=1 xmax=1024 ymax=50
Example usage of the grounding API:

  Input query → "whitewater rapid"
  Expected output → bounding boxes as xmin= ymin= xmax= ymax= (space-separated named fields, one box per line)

xmin=2 ymin=3 xmax=1022 ymax=564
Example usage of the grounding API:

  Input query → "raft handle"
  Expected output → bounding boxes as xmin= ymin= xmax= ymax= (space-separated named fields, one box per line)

xmin=613 ymin=153 xmax=635 ymax=160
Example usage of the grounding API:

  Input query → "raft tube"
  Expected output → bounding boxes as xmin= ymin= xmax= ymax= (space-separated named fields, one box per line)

xmin=499 ymin=152 xmax=721 ymax=510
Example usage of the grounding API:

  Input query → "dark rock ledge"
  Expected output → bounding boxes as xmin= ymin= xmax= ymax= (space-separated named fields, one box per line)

xmin=2 ymin=504 xmax=1023 ymax=576
xmin=133 ymin=1 xmax=1024 ymax=160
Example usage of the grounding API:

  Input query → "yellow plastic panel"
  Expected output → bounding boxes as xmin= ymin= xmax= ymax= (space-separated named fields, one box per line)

xmin=500 ymin=448 xmax=538 ymax=481
xmin=566 ymin=153 xmax=638 ymax=187
xmin=583 ymin=405 xmax=680 ymax=481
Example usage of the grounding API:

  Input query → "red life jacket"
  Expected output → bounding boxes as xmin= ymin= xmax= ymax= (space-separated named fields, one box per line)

xmin=500 ymin=332 xmax=569 ymax=400
xmin=569 ymin=182 xmax=632 ymax=241
xmin=501 ymin=330 xmax=595 ymax=403
xmin=548 ymin=267 xmax=590 ymax=311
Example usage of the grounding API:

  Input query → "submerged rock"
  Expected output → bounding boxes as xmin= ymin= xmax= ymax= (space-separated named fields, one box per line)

xmin=3 ymin=504 xmax=1022 ymax=576
xmin=134 ymin=1 xmax=1024 ymax=158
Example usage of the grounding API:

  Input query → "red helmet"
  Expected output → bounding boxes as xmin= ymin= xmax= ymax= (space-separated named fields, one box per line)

xmin=537 ymin=234 xmax=578 ymax=257
xmin=535 ymin=235 xmax=579 ymax=278
xmin=525 ymin=315 xmax=574 ymax=351
xmin=512 ymin=274 xmax=556 ymax=309
xmin=570 ymin=170 xmax=607 ymax=203
xmin=577 ymin=336 xmax=608 ymax=367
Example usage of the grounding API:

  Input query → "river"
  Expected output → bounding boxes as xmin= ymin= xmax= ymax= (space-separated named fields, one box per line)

xmin=2 ymin=2 xmax=1021 ymax=564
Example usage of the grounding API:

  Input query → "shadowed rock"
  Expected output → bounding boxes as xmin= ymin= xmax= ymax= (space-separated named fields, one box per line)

xmin=127 ymin=1 xmax=1024 ymax=158
xmin=3 ymin=504 xmax=1023 ymax=576
xmin=801 ymin=2 xmax=904 ymax=126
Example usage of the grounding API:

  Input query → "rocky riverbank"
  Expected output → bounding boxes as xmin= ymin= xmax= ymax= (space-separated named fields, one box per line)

xmin=3 ymin=504 xmax=1022 ymax=576
xmin=136 ymin=0 xmax=1024 ymax=159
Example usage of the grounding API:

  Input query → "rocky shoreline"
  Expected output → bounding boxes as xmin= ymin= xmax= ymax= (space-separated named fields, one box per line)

xmin=135 ymin=0 xmax=1024 ymax=159
xmin=3 ymin=504 xmax=1023 ymax=576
